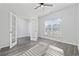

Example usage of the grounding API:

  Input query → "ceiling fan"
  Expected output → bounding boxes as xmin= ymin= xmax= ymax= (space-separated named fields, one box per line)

xmin=34 ymin=3 xmax=53 ymax=9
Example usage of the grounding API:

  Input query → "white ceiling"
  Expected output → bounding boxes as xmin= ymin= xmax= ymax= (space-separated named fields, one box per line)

xmin=2 ymin=3 xmax=76 ymax=18
xmin=33 ymin=3 xmax=75 ymax=17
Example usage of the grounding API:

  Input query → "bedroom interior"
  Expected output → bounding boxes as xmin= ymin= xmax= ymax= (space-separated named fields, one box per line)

xmin=0 ymin=3 xmax=79 ymax=56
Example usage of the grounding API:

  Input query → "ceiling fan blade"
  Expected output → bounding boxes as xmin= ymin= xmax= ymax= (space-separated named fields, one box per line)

xmin=34 ymin=5 xmax=41 ymax=9
xmin=44 ymin=4 xmax=53 ymax=6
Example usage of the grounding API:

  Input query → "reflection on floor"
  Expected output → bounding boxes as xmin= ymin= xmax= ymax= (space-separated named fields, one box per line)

xmin=16 ymin=42 xmax=64 ymax=56
xmin=0 ymin=37 xmax=79 ymax=56
xmin=38 ymin=38 xmax=79 ymax=56
xmin=0 ymin=37 xmax=37 ymax=56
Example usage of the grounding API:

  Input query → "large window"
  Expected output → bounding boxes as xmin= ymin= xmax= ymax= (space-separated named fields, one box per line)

xmin=44 ymin=18 xmax=62 ymax=39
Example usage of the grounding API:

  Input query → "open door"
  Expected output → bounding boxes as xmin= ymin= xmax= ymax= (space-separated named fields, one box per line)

xmin=10 ymin=12 xmax=17 ymax=48
xmin=29 ymin=17 xmax=38 ymax=41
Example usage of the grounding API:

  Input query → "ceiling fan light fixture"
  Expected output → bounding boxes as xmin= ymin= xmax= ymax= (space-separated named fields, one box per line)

xmin=35 ymin=3 xmax=53 ymax=9
xmin=41 ymin=5 xmax=44 ymax=7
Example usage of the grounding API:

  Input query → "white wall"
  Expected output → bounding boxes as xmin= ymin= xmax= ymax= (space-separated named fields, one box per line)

xmin=78 ymin=4 xmax=79 ymax=50
xmin=0 ymin=4 xmax=31 ymax=49
xmin=17 ymin=17 xmax=29 ymax=38
xmin=78 ymin=4 xmax=79 ymax=41
xmin=38 ymin=4 xmax=78 ymax=45
xmin=0 ymin=3 xmax=78 ymax=49
xmin=0 ymin=4 xmax=10 ymax=49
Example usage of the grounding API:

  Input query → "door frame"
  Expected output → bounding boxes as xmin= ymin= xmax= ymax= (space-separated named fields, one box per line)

xmin=9 ymin=12 xmax=17 ymax=48
xmin=29 ymin=17 xmax=38 ymax=41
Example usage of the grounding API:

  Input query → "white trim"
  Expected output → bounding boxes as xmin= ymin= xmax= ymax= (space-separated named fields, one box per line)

xmin=9 ymin=12 xmax=17 ymax=48
xmin=0 ymin=43 xmax=9 ymax=49
xmin=78 ymin=47 xmax=79 ymax=52
xmin=17 ymin=36 xmax=30 ymax=39
xmin=39 ymin=36 xmax=78 ymax=46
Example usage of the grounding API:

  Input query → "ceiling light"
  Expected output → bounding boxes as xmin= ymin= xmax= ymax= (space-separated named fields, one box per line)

xmin=41 ymin=5 xmax=44 ymax=7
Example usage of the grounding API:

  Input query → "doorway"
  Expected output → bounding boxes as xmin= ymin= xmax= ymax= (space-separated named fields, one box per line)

xmin=10 ymin=12 xmax=17 ymax=48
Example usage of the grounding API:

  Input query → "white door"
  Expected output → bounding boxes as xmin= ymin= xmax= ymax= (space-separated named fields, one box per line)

xmin=29 ymin=17 xmax=38 ymax=41
xmin=10 ymin=12 xmax=17 ymax=48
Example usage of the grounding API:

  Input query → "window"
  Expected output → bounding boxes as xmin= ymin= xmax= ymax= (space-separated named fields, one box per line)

xmin=44 ymin=18 xmax=62 ymax=35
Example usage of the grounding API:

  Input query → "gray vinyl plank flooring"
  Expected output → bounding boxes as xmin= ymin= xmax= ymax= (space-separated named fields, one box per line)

xmin=0 ymin=37 xmax=37 ymax=56
xmin=38 ymin=38 xmax=79 ymax=56
xmin=0 ymin=37 xmax=79 ymax=56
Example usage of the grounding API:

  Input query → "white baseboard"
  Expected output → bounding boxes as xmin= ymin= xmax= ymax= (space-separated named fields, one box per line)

xmin=39 ymin=36 xmax=78 ymax=46
xmin=0 ymin=43 xmax=9 ymax=49
xmin=17 ymin=36 xmax=30 ymax=39
xmin=78 ymin=46 xmax=79 ymax=51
